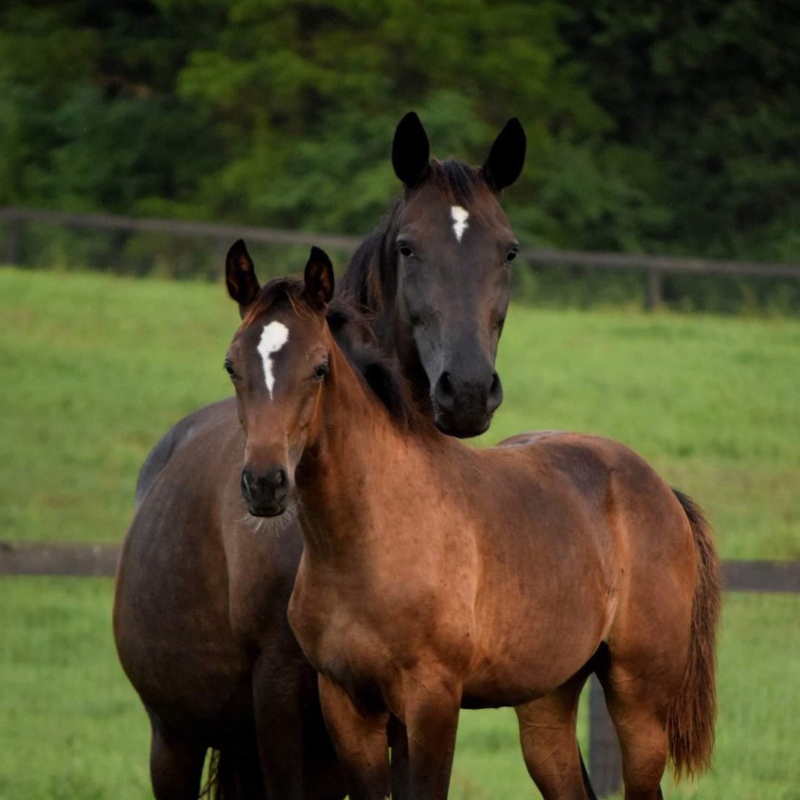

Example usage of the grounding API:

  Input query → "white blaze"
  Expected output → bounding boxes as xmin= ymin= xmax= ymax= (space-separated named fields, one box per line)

xmin=450 ymin=205 xmax=469 ymax=242
xmin=257 ymin=321 xmax=289 ymax=399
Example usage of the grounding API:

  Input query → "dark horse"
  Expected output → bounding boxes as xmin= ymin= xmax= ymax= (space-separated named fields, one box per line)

xmin=114 ymin=113 xmax=527 ymax=799
xmin=226 ymin=249 xmax=721 ymax=800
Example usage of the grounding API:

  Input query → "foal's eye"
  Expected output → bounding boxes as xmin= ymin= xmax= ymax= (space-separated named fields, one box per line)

xmin=313 ymin=362 xmax=329 ymax=381
xmin=224 ymin=360 xmax=236 ymax=378
xmin=397 ymin=242 xmax=415 ymax=259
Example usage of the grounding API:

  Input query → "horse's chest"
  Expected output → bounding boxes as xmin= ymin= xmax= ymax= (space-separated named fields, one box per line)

xmin=288 ymin=577 xmax=390 ymax=693
xmin=289 ymin=561 xmax=474 ymax=697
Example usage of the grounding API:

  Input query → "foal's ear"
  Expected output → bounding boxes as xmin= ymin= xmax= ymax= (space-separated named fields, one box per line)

xmin=482 ymin=118 xmax=527 ymax=193
xmin=226 ymin=239 xmax=261 ymax=317
xmin=392 ymin=111 xmax=430 ymax=188
xmin=304 ymin=246 xmax=335 ymax=311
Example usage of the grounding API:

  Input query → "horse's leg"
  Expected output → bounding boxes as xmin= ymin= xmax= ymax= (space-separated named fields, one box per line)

xmin=229 ymin=735 xmax=268 ymax=800
xmin=253 ymin=651 xmax=309 ymax=800
xmin=515 ymin=674 xmax=594 ymax=800
xmin=317 ymin=674 xmax=390 ymax=800
xmin=597 ymin=658 xmax=671 ymax=800
xmin=149 ymin=720 xmax=206 ymax=800
xmin=401 ymin=672 xmax=462 ymax=800
xmin=388 ymin=715 xmax=410 ymax=800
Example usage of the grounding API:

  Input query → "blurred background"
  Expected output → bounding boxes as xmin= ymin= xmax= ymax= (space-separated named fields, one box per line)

xmin=0 ymin=1 xmax=798 ymax=799
xmin=2 ymin=0 xmax=800 ymax=308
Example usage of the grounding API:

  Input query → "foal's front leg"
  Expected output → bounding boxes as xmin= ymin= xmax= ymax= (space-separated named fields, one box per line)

xmin=317 ymin=674 xmax=390 ymax=800
xmin=401 ymin=671 xmax=462 ymax=800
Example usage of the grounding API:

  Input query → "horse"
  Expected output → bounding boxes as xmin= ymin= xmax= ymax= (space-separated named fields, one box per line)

xmin=223 ymin=247 xmax=721 ymax=800
xmin=114 ymin=112 xmax=528 ymax=799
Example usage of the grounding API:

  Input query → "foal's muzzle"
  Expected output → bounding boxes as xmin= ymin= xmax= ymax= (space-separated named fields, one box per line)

xmin=241 ymin=465 xmax=290 ymax=517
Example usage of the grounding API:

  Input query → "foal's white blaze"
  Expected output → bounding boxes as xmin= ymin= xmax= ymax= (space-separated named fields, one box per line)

xmin=257 ymin=321 xmax=289 ymax=399
xmin=450 ymin=205 xmax=469 ymax=242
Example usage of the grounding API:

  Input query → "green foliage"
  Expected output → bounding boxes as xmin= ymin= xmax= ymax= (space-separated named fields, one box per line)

xmin=0 ymin=0 xmax=798 ymax=308
xmin=562 ymin=0 xmax=800 ymax=260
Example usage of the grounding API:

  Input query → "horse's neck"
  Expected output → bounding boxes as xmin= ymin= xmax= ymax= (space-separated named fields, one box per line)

xmin=296 ymin=348 xmax=435 ymax=559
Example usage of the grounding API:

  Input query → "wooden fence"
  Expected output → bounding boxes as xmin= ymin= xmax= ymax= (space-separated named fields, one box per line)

xmin=1 ymin=541 xmax=798 ymax=796
xmin=3 ymin=206 xmax=800 ymax=310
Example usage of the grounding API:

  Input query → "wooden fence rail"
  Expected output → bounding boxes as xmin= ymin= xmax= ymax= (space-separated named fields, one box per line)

xmin=4 ymin=542 xmax=797 ymax=590
xmin=3 ymin=206 xmax=800 ymax=310
xmin=1 ymin=541 xmax=797 ymax=796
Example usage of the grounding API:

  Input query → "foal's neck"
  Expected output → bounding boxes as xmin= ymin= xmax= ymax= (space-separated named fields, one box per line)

xmin=295 ymin=344 xmax=436 ymax=556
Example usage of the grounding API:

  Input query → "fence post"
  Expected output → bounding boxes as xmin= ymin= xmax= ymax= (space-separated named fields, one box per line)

xmin=589 ymin=674 xmax=623 ymax=797
xmin=646 ymin=267 xmax=663 ymax=311
xmin=3 ymin=213 xmax=22 ymax=266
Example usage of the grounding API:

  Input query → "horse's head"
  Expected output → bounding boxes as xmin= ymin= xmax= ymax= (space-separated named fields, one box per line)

xmin=224 ymin=241 xmax=335 ymax=517
xmin=384 ymin=112 xmax=526 ymax=437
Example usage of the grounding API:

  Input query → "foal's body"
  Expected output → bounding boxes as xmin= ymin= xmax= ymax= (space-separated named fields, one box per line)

xmin=290 ymin=361 xmax=700 ymax=799
xmin=223 ymin=261 xmax=718 ymax=800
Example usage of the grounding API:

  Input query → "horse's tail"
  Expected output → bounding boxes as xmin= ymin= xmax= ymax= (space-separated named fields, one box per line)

xmin=667 ymin=489 xmax=721 ymax=779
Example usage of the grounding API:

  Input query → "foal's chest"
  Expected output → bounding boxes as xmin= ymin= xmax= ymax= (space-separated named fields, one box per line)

xmin=288 ymin=572 xmax=398 ymax=698
xmin=289 ymin=555 xmax=476 ymax=700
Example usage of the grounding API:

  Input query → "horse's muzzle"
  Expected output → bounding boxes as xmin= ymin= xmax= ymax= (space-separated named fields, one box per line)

xmin=241 ymin=465 xmax=290 ymax=517
xmin=432 ymin=368 xmax=502 ymax=438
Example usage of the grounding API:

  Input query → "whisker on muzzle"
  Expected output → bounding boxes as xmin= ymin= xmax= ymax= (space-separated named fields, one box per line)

xmin=241 ymin=500 xmax=299 ymax=536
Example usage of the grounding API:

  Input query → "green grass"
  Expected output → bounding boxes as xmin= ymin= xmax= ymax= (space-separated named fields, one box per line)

xmin=0 ymin=266 xmax=798 ymax=798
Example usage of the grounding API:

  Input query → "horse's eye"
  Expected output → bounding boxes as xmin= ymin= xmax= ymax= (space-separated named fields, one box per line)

xmin=224 ymin=360 xmax=236 ymax=378
xmin=397 ymin=242 xmax=415 ymax=259
xmin=506 ymin=247 xmax=519 ymax=264
xmin=313 ymin=362 xmax=329 ymax=381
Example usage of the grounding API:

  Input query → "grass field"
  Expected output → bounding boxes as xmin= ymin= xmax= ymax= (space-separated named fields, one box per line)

xmin=0 ymin=266 xmax=798 ymax=799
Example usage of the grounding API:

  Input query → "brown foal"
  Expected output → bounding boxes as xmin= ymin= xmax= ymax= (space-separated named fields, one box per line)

xmin=225 ymin=247 xmax=720 ymax=800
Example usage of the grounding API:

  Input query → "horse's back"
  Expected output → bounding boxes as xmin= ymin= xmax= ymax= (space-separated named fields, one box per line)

xmin=135 ymin=396 xmax=237 ymax=505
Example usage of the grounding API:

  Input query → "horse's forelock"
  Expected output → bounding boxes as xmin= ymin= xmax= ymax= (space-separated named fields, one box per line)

xmin=238 ymin=278 xmax=310 ymax=331
xmin=429 ymin=159 xmax=483 ymax=208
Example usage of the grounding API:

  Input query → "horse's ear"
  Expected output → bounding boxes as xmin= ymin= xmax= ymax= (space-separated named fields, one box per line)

xmin=482 ymin=117 xmax=526 ymax=193
xmin=226 ymin=239 xmax=261 ymax=317
xmin=304 ymin=246 xmax=335 ymax=311
xmin=392 ymin=111 xmax=430 ymax=188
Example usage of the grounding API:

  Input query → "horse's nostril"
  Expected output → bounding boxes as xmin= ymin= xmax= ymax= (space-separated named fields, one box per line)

xmin=433 ymin=371 xmax=456 ymax=414
xmin=487 ymin=372 xmax=503 ymax=415
xmin=240 ymin=469 xmax=253 ymax=500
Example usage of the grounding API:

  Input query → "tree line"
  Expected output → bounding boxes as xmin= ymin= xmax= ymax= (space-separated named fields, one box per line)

xmin=1 ymin=0 xmax=798 ymax=310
